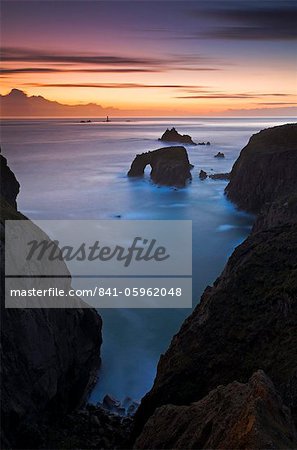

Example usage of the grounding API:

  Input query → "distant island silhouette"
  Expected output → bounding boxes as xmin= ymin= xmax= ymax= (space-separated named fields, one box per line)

xmin=0 ymin=89 xmax=120 ymax=117
xmin=1 ymin=89 xmax=296 ymax=118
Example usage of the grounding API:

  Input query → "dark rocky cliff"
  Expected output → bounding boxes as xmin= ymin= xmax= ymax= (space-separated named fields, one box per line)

xmin=225 ymin=123 xmax=297 ymax=214
xmin=0 ymin=153 xmax=20 ymax=209
xmin=133 ymin=123 xmax=297 ymax=448
xmin=134 ymin=224 xmax=297 ymax=439
xmin=135 ymin=371 xmax=297 ymax=449
xmin=0 ymin=155 xmax=103 ymax=448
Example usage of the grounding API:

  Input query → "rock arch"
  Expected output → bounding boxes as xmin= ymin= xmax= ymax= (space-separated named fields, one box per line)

xmin=128 ymin=146 xmax=192 ymax=187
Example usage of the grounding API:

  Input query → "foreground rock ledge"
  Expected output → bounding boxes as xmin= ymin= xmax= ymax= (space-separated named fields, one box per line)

xmin=134 ymin=371 xmax=297 ymax=449
xmin=128 ymin=146 xmax=192 ymax=187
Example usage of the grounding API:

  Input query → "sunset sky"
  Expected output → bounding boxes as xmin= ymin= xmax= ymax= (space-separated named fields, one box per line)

xmin=1 ymin=0 xmax=296 ymax=116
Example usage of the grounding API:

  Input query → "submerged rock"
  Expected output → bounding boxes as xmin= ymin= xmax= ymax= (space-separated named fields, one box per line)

xmin=199 ymin=171 xmax=230 ymax=180
xmin=209 ymin=172 xmax=230 ymax=180
xmin=159 ymin=128 xmax=196 ymax=145
xmin=128 ymin=146 xmax=192 ymax=188
xmin=135 ymin=371 xmax=297 ymax=449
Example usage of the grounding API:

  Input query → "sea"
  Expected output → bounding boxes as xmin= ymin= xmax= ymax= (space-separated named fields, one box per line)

xmin=1 ymin=116 xmax=295 ymax=404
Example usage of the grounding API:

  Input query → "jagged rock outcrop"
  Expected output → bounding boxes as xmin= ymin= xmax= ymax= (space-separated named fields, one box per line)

xmin=225 ymin=123 xmax=297 ymax=213
xmin=159 ymin=128 xmax=196 ymax=145
xmin=134 ymin=124 xmax=297 ymax=445
xmin=0 ymin=156 xmax=103 ymax=448
xmin=135 ymin=371 xmax=297 ymax=449
xmin=128 ymin=146 xmax=192 ymax=187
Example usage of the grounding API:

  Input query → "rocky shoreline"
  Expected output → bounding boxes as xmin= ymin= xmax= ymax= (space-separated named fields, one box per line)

xmin=1 ymin=123 xmax=296 ymax=449
xmin=133 ymin=123 xmax=297 ymax=448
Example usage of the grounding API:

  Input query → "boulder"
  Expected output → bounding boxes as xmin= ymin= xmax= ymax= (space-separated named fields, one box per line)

xmin=199 ymin=170 xmax=208 ymax=180
xmin=102 ymin=394 xmax=121 ymax=412
xmin=128 ymin=146 xmax=192 ymax=188
xmin=159 ymin=128 xmax=196 ymax=145
xmin=100 ymin=395 xmax=139 ymax=417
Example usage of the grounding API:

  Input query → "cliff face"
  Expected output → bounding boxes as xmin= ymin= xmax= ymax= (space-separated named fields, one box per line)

xmin=0 ymin=154 xmax=20 ymax=209
xmin=252 ymin=196 xmax=297 ymax=233
xmin=134 ymin=123 xmax=297 ymax=446
xmin=0 ymin=157 xmax=103 ymax=448
xmin=135 ymin=224 xmax=297 ymax=435
xmin=225 ymin=123 xmax=297 ymax=214
xmin=135 ymin=371 xmax=297 ymax=450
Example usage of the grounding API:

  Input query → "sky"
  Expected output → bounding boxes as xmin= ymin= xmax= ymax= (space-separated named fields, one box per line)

xmin=1 ymin=0 xmax=297 ymax=115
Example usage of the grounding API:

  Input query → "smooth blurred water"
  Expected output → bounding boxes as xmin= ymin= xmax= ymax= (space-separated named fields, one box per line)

xmin=1 ymin=116 xmax=294 ymax=402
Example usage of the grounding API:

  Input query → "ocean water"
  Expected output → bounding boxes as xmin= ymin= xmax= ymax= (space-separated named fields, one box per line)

xmin=1 ymin=116 xmax=295 ymax=403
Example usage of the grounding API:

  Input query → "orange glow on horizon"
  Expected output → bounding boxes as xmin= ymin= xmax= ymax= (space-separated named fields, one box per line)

xmin=1 ymin=0 xmax=296 ymax=117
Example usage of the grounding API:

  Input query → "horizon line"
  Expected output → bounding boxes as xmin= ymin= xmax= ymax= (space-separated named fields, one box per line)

xmin=1 ymin=115 xmax=297 ymax=119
